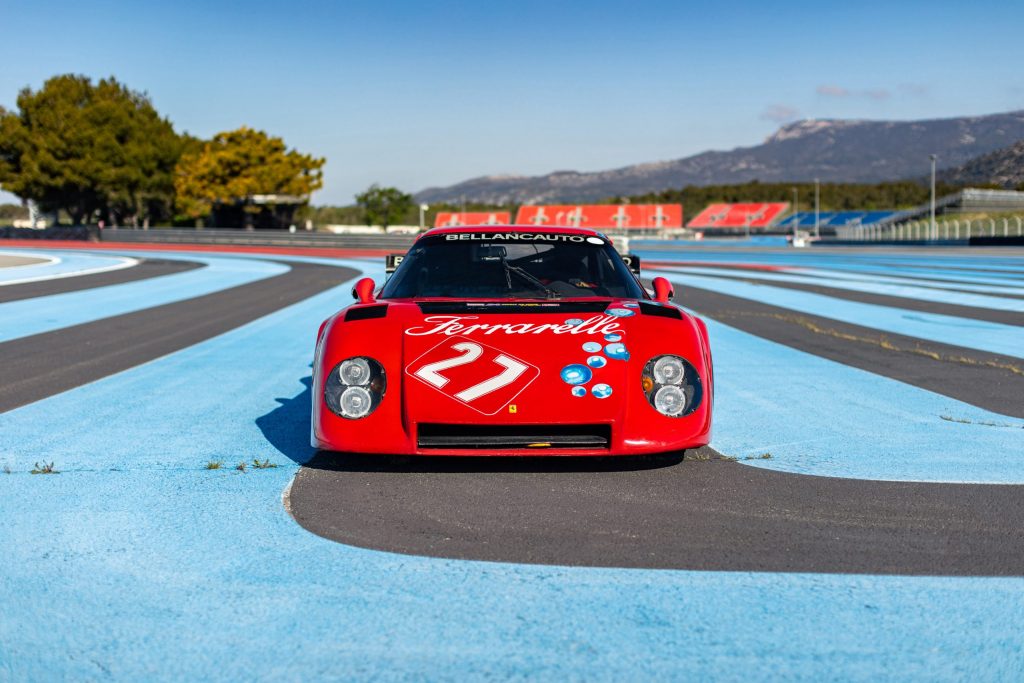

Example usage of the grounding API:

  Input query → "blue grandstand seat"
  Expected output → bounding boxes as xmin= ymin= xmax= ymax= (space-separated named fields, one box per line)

xmin=777 ymin=211 xmax=899 ymax=228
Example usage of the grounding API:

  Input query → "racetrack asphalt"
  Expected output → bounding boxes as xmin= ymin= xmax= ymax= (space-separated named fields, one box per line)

xmin=663 ymin=268 xmax=1024 ymax=324
xmin=0 ymin=254 xmax=47 ymax=268
xmin=0 ymin=260 xmax=356 ymax=412
xmin=668 ymin=283 xmax=1024 ymax=418
xmin=0 ymin=256 xmax=202 ymax=304
xmin=2 ymin=243 xmax=1023 ymax=680
xmin=289 ymin=448 xmax=1024 ymax=575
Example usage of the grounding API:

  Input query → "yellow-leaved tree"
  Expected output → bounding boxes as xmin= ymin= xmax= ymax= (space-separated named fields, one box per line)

xmin=174 ymin=127 xmax=324 ymax=226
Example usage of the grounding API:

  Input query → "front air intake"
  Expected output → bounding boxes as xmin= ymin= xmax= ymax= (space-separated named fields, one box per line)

xmin=417 ymin=424 xmax=611 ymax=450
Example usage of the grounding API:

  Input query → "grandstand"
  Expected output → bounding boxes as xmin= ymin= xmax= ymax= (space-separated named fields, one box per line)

xmin=816 ymin=188 xmax=1024 ymax=235
xmin=514 ymin=204 xmax=683 ymax=231
xmin=434 ymin=211 xmax=511 ymax=227
xmin=776 ymin=210 xmax=902 ymax=230
xmin=687 ymin=203 xmax=789 ymax=230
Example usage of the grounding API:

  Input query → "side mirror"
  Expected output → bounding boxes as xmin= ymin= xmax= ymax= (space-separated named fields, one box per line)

xmin=652 ymin=276 xmax=674 ymax=303
xmin=352 ymin=277 xmax=376 ymax=304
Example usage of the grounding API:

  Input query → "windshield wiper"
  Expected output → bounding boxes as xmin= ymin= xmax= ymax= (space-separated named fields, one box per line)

xmin=501 ymin=258 xmax=561 ymax=299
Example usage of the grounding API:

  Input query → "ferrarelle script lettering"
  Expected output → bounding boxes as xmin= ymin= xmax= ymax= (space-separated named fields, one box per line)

xmin=405 ymin=315 xmax=622 ymax=337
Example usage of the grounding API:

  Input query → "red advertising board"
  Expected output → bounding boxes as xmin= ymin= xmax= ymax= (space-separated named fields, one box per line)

xmin=513 ymin=205 xmax=682 ymax=229
xmin=434 ymin=212 xmax=512 ymax=228
xmin=687 ymin=203 xmax=789 ymax=229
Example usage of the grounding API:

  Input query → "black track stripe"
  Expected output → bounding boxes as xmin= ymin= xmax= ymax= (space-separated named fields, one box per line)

xmin=0 ymin=261 xmax=356 ymax=413
xmin=797 ymin=268 xmax=1024 ymax=295
xmin=286 ymin=448 xmax=1024 ymax=575
xmin=0 ymin=257 xmax=204 ymax=303
xmin=665 ymin=282 xmax=1024 ymax=418
xmin=657 ymin=263 xmax=1024 ymax=297
xmin=856 ymin=260 xmax=1024 ymax=277
xmin=658 ymin=269 xmax=1024 ymax=326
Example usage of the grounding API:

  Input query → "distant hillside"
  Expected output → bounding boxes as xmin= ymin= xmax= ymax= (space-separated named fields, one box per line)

xmin=938 ymin=140 xmax=1024 ymax=189
xmin=415 ymin=110 xmax=1024 ymax=204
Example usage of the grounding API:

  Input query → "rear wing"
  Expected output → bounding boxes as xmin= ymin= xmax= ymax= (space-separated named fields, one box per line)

xmin=385 ymin=254 xmax=404 ymax=276
xmin=621 ymin=254 xmax=641 ymax=276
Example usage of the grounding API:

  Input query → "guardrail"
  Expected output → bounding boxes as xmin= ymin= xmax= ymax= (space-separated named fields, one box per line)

xmin=100 ymin=228 xmax=416 ymax=251
xmin=837 ymin=216 xmax=1024 ymax=242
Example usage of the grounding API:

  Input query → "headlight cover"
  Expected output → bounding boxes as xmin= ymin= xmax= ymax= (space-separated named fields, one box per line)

xmin=325 ymin=356 xmax=386 ymax=419
xmin=642 ymin=354 xmax=702 ymax=417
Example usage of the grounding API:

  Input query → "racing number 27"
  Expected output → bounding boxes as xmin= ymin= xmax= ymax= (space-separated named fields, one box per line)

xmin=414 ymin=341 xmax=528 ymax=402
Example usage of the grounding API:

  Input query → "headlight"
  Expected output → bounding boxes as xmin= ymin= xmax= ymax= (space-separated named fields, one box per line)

xmin=652 ymin=356 xmax=684 ymax=385
xmin=339 ymin=386 xmax=373 ymax=418
xmin=653 ymin=385 xmax=686 ymax=416
xmin=642 ymin=354 xmax=702 ymax=418
xmin=339 ymin=358 xmax=372 ymax=385
xmin=325 ymin=356 xmax=386 ymax=419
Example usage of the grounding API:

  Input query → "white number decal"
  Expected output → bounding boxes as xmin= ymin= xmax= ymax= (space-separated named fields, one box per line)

xmin=415 ymin=341 xmax=529 ymax=403
xmin=415 ymin=342 xmax=481 ymax=388
xmin=456 ymin=355 xmax=528 ymax=402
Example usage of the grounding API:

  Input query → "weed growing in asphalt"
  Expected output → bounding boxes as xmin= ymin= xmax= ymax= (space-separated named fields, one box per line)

xmin=30 ymin=462 xmax=58 ymax=475
xmin=743 ymin=452 xmax=773 ymax=460
xmin=236 ymin=461 xmax=247 ymax=473
xmin=251 ymin=458 xmax=278 ymax=469
xmin=719 ymin=455 xmax=739 ymax=461
xmin=689 ymin=451 xmax=711 ymax=461
xmin=940 ymin=414 xmax=1023 ymax=429
xmin=205 ymin=461 xmax=223 ymax=470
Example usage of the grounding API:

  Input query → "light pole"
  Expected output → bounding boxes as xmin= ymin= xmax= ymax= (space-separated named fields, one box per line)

xmin=929 ymin=154 xmax=937 ymax=241
xmin=814 ymin=178 xmax=820 ymax=239
xmin=792 ymin=187 xmax=799 ymax=240
xmin=419 ymin=203 xmax=428 ymax=231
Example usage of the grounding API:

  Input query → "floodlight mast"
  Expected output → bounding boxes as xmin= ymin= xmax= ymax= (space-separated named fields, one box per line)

xmin=792 ymin=187 xmax=799 ymax=240
xmin=814 ymin=178 xmax=820 ymax=239
xmin=929 ymin=154 xmax=937 ymax=241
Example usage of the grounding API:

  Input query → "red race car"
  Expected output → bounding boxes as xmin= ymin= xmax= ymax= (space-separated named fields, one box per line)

xmin=312 ymin=226 xmax=712 ymax=456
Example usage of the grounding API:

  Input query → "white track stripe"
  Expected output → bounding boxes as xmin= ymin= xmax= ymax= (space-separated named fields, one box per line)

xmin=0 ymin=252 xmax=138 ymax=286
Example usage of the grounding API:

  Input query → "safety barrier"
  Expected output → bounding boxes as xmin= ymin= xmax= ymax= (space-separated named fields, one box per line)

xmin=99 ymin=228 xmax=416 ymax=251
xmin=837 ymin=216 xmax=1024 ymax=242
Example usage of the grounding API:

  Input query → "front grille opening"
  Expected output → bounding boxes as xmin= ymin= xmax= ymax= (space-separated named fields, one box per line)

xmin=417 ymin=423 xmax=611 ymax=450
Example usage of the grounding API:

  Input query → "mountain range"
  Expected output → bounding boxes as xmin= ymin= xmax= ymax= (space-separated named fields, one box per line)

xmin=414 ymin=110 xmax=1024 ymax=204
xmin=939 ymin=139 xmax=1024 ymax=189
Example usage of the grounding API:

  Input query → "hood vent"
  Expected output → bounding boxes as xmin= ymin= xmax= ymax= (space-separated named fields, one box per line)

xmin=638 ymin=301 xmax=683 ymax=319
xmin=345 ymin=304 xmax=388 ymax=322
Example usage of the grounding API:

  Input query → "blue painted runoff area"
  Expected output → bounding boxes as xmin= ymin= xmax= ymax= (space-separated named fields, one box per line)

xmin=633 ymin=247 xmax=1024 ymax=282
xmin=661 ymin=265 xmax=1024 ymax=312
xmin=633 ymin=236 xmax=788 ymax=248
xmin=780 ymin=266 xmax=1024 ymax=297
xmin=701 ymin=312 xmax=1024 ymax=482
xmin=0 ymin=250 xmax=288 ymax=343
xmin=2 ymin=256 xmax=1023 ymax=681
xmin=0 ymin=249 xmax=135 ymax=285
xmin=656 ymin=269 xmax=1024 ymax=359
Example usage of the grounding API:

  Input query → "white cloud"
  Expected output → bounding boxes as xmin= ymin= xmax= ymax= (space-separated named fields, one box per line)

xmin=898 ymin=83 xmax=930 ymax=97
xmin=816 ymin=84 xmax=850 ymax=98
xmin=817 ymin=84 xmax=891 ymax=100
xmin=760 ymin=104 xmax=801 ymax=123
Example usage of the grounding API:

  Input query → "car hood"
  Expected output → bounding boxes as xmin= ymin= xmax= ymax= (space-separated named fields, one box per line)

xmin=388 ymin=299 xmax=644 ymax=424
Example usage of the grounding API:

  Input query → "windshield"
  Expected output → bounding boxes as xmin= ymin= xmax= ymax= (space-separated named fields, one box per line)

xmin=379 ymin=232 xmax=646 ymax=300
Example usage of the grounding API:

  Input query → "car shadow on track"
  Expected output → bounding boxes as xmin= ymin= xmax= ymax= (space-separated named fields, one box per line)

xmin=256 ymin=375 xmax=687 ymax=473
xmin=256 ymin=375 xmax=317 ymax=466
xmin=303 ymin=451 xmax=685 ymax=474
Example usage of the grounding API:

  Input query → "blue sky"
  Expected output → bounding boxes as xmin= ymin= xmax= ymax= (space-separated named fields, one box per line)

xmin=2 ymin=0 xmax=1022 ymax=205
